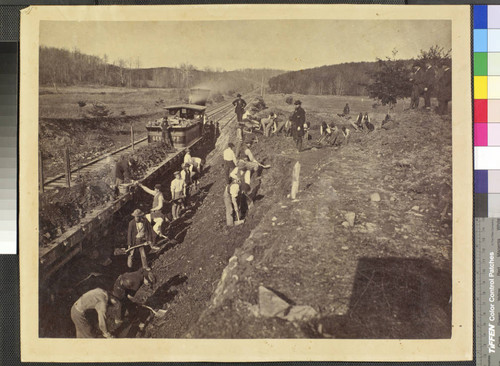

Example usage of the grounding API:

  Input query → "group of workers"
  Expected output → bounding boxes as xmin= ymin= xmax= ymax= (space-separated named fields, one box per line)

xmin=113 ymin=148 xmax=203 ymax=269
xmin=72 ymin=147 xmax=206 ymax=338
xmin=70 ymin=267 xmax=157 ymax=338
xmin=409 ymin=62 xmax=451 ymax=115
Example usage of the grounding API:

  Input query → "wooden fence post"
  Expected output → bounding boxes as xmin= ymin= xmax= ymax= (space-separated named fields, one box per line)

xmin=131 ymin=123 xmax=135 ymax=151
xmin=291 ymin=161 xmax=300 ymax=199
xmin=64 ymin=147 xmax=71 ymax=188
xmin=39 ymin=151 xmax=44 ymax=193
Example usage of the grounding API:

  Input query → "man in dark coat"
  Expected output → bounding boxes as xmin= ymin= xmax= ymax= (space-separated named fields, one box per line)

xmin=436 ymin=66 xmax=451 ymax=115
xmin=232 ymin=94 xmax=247 ymax=122
xmin=290 ymin=100 xmax=306 ymax=152
xmin=418 ymin=63 xmax=436 ymax=110
xmin=409 ymin=66 xmax=422 ymax=109
xmin=127 ymin=209 xmax=156 ymax=269
xmin=112 ymin=268 xmax=156 ymax=323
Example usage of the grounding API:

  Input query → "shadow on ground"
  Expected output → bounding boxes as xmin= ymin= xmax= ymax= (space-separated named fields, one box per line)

xmin=305 ymin=257 xmax=451 ymax=339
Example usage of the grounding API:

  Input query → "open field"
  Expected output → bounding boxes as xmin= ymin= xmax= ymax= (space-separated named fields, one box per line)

xmin=40 ymin=86 xmax=190 ymax=119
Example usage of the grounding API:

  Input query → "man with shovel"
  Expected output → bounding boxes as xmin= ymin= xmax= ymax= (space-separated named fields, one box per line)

xmin=127 ymin=209 xmax=156 ymax=269
xmin=112 ymin=267 xmax=157 ymax=324
xmin=223 ymin=177 xmax=243 ymax=226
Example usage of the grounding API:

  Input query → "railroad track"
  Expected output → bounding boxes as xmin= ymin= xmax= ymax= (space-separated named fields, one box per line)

xmin=42 ymin=92 xmax=258 ymax=190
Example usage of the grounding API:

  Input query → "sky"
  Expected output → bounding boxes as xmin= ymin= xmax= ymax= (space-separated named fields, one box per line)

xmin=40 ymin=20 xmax=451 ymax=71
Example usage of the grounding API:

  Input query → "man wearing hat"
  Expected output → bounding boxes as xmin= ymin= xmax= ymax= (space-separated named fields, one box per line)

xmin=112 ymin=267 xmax=156 ymax=324
xmin=127 ymin=208 xmax=156 ymax=269
xmin=170 ymin=171 xmax=185 ymax=220
xmin=232 ymin=93 xmax=247 ymax=122
xmin=290 ymin=100 xmax=306 ymax=152
xmin=137 ymin=182 xmax=167 ymax=240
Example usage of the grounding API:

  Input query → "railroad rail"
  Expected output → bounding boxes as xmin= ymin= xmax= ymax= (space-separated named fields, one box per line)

xmin=39 ymin=91 xmax=259 ymax=282
xmin=41 ymin=95 xmax=254 ymax=190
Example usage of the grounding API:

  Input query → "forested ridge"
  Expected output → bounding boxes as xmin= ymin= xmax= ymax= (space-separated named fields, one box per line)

xmin=268 ymin=61 xmax=413 ymax=96
xmin=39 ymin=46 xmax=284 ymax=92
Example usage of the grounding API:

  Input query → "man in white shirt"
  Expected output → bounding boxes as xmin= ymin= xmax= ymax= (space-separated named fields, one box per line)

xmin=223 ymin=143 xmax=238 ymax=184
xmin=137 ymin=183 xmax=167 ymax=240
xmin=170 ymin=171 xmax=185 ymax=220
xmin=223 ymin=178 xmax=241 ymax=226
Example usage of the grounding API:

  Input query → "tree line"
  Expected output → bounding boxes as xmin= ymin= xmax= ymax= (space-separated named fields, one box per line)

xmin=39 ymin=46 xmax=283 ymax=92
xmin=268 ymin=46 xmax=451 ymax=98
xmin=268 ymin=62 xmax=380 ymax=96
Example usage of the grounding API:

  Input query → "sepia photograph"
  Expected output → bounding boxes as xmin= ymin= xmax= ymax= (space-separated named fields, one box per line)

xmin=20 ymin=5 xmax=472 ymax=362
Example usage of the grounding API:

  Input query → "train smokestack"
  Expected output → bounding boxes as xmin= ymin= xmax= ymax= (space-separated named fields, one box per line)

xmin=189 ymin=88 xmax=210 ymax=106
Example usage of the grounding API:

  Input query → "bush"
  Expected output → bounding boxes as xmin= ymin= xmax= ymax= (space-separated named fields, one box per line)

xmin=77 ymin=100 xmax=86 ymax=108
xmin=88 ymin=102 xmax=113 ymax=118
xmin=285 ymin=96 xmax=294 ymax=105
xmin=211 ymin=92 xmax=224 ymax=103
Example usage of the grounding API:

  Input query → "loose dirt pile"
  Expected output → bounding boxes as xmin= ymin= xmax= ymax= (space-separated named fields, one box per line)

xmin=184 ymin=109 xmax=452 ymax=339
xmin=39 ymin=142 xmax=173 ymax=246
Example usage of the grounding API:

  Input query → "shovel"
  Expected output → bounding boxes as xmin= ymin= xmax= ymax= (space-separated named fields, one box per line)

xmin=234 ymin=209 xmax=245 ymax=226
xmin=76 ymin=272 xmax=103 ymax=287
xmin=141 ymin=304 xmax=168 ymax=318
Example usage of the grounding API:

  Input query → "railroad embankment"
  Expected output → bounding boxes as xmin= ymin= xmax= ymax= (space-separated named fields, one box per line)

xmin=179 ymin=109 xmax=452 ymax=339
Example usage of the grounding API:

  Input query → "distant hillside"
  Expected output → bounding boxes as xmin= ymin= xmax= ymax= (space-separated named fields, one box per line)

xmin=39 ymin=46 xmax=284 ymax=94
xmin=268 ymin=61 xmax=393 ymax=96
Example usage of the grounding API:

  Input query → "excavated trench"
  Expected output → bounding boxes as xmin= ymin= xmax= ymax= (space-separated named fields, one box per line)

xmin=38 ymin=116 xmax=285 ymax=338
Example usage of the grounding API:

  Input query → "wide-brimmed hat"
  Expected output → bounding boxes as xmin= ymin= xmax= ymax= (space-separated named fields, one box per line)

xmin=294 ymin=100 xmax=302 ymax=105
xmin=131 ymin=209 xmax=145 ymax=217
xmin=237 ymin=93 xmax=242 ymax=97
xmin=183 ymin=163 xmax=190 ymax=168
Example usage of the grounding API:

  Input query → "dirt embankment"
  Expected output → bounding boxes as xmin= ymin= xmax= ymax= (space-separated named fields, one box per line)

xmin=184 ymin=109 xmax=452 ymax=339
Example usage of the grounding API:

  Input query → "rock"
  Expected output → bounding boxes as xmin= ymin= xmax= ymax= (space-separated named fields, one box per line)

xmin=341 ymin=246 xmax=349 ymax=250
xmin=272 ymin=216 xmax=277 ymax=221
xmin=390 ymin=196 xmax=396 ymax=202
xmin=283 ymin=305 xmax=318 ymax=322
xmin=246 ymin=255 xmax=254 ymax=262
xmin=43 ymin=232 xmax=51 ymax=239
xmin=341 ymin=221 xmax=350 ymax=228
xmin=259 ymin=286 xmax=291 ymax=318
xmin=365 ymin=223 xmax=377 ymax=233
xmin=370 ymin=193 xmax=381 ymax=202
xmin=411 ymin=206 xmax=420 ymax=211
xmin=344 ymin=212 xmax=355 ymax=227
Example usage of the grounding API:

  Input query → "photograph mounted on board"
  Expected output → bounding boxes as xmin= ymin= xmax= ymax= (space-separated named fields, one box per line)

xmin=19 ymin=4 xmax=472 ymax=362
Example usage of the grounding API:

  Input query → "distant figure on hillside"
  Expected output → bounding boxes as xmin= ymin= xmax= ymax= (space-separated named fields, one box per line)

xmin=343 ymin=103 xmax=350 ymax=115
xmin=409 ymin=65 xmax=422 ymax=109
xmin=363 ymin=113 xmax=374 ymax=131
xmin=290 ymin=100 xmax=306 ymax=152
xmin=261 ymin=112 xmax=277 ymax=137
xmin=436 ymin=65 xmax=451 ymax=115
xmin=232 ymin=94 xmax=247 ymax=122
xmin=351 ymin=112 xmax=364 ymax=131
